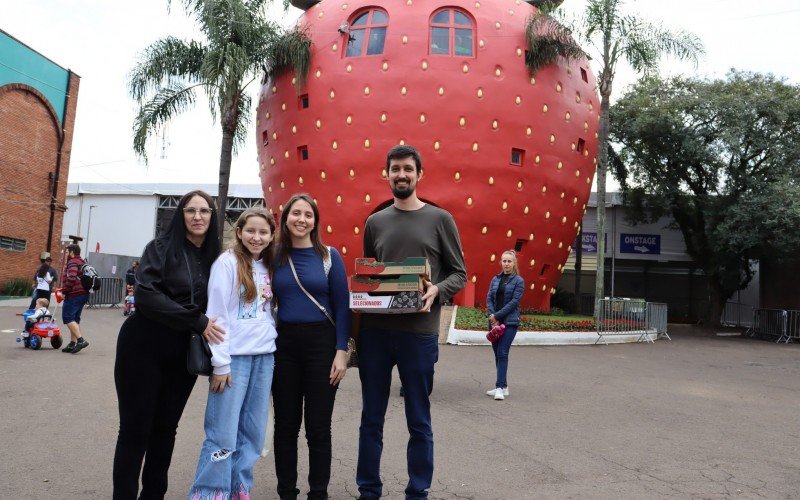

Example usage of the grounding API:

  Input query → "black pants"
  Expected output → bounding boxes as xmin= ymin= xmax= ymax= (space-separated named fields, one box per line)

xmin=112 ymin=313 xmax=197 ymax=500
xmin=28 ymin=288 xmax=50 ymax=309
xmin=272 ymin=321 xmax=338 ymax=500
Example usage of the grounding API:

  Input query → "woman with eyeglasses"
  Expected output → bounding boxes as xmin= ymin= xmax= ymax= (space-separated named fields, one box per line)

xmin=113 ymin=190 xmax=223 ymax=500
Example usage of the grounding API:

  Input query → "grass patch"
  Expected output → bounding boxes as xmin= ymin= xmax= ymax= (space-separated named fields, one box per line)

xmin=455 ymin=306 xmax=596 ymax=332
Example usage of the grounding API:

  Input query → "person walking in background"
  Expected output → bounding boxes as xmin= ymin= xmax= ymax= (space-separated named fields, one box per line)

xmin=60 ymin=244 xmax=90 ymax=354
xmin=125 ymin=260 xmax=139 ymax=288
xmin=112 ymin=190 xmax=223 ymax=500
xmin=29 ymin=257 xmax=55 ymax=309
xmin=357 ymin=145 xmax=467 ymax=500
xmin=189 ymin=207 xmax=278 ymax=500
xmin=271 ymin=193 xmax=350 ymax=500
xmin=485 ymin=250 xmax=524 ymax=401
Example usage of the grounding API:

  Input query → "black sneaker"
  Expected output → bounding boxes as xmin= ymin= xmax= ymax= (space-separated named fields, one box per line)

xmin=62 ymin=342 xmax=76 ymax=353
xmin=72 ymin=338 xmax=89 ymax=354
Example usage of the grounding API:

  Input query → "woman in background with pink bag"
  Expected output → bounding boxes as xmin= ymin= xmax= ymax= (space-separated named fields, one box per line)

xmin=485 ymin=250 xmax=524 ymax=401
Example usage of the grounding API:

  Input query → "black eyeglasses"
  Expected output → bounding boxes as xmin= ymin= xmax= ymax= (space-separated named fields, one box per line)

xmin=183 ymin=207 xmax=213 ymax=217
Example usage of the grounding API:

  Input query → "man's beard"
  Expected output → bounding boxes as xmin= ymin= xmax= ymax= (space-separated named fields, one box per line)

xmin=392 ymin=184 xmax=414 ymax=199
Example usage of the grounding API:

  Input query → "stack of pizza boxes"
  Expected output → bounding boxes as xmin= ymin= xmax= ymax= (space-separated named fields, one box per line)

xmin=349 ymin=257 xmax=431 ymax=313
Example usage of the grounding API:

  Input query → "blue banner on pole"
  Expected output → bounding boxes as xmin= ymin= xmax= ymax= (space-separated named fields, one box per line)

xmin=620 ymin=233 xmax=661 ymax=255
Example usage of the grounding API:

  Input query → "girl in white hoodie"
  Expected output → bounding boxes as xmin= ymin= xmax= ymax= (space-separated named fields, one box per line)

xmin=190 ymin=207 xmax=278 ymax=500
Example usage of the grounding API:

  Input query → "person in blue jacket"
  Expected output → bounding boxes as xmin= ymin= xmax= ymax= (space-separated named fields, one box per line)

xmin=485 ymin=250 xmax=525 ymax=401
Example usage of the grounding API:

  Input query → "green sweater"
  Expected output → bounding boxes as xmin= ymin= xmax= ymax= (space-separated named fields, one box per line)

xmin=361 ymin=204 xmax=467 ymax=334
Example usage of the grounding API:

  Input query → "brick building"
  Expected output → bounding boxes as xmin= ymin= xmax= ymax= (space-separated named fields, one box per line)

xmin=0 ymin=29 xmax=79 ymax=287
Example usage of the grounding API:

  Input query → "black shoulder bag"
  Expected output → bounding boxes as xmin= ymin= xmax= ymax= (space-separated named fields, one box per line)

xmin=185 ymin=249 xmax=212 ymax=376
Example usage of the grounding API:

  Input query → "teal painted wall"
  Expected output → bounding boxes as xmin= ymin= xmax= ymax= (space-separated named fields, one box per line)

xmin=0 ymin=31 xmax=69 ymax=126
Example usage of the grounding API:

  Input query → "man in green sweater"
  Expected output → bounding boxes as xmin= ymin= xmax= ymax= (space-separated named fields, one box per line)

xmin=356 ymin=145 xmax=467 ymax=499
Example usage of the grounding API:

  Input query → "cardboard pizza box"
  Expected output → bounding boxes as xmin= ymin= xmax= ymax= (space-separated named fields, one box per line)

xmin=354 ymin=257 xmax=430 ymax=278
xmin=349 ymin=274 xmax=424 ymax=293
xmin=349 ymin=291 xmax=424 ymax=313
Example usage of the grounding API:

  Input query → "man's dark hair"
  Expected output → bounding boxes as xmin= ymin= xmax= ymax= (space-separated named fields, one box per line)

xmin=386 ymin=144 xmax=422 ymax=174
xmin=67 ymin=244 xmax=81 ymax=256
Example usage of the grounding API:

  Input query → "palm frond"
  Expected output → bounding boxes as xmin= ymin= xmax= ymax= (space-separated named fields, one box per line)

xmin=132 ymin=84 xmax=201 ymax=162
xmin=266 ymin=27 xmax=312 ymax=89
xmin=525 ymin=12 xmax=587 ymax=75
xmin=128 ymin=37 xmax=207 ymax=102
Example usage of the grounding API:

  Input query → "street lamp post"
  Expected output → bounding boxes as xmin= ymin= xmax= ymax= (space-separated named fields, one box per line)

xmin=86 ymin=205 xmax=97 ymax=255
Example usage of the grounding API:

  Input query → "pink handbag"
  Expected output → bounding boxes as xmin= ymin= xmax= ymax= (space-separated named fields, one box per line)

xmin=486 ymin=323 xmax=506 ymax=343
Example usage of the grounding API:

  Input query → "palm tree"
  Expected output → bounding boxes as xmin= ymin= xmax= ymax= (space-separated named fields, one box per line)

xmin=526 ymin=0 xmax=703 ymax=317
xmin=129 ymin=0 xmax=310 ymax=237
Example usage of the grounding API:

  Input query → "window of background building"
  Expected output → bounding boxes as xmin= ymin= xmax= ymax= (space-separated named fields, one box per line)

xmin=0 ymin=236 xmax=27 ymax=252
xmin=430 ymin=8 xmax=474 ymax=57
xmin=346 ymin=8 xmax=389 ymax=57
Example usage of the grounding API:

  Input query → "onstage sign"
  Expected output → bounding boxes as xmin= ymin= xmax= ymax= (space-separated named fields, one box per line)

xmin=620 ymin=233 xmax=661 ymax=254
xmin=581 ymin=232 xmax=607 ymax=253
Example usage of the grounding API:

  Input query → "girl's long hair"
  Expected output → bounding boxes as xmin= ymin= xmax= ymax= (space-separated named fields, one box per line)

xmin=276 ymin=193 xmax=329 ymax=264
xmin=36 ymin=262 xmax=50 ymax=279
xmin=232 ymin=207 xmax=276 ymax=303
xmin=502 ymin=250 xmax=520 ymax=275
xmin=160 ymin=190 xmax=221 ymax=273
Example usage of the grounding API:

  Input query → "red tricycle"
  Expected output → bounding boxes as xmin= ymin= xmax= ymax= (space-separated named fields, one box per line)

xmin=20 ymin=289 xmax=64 ymax=350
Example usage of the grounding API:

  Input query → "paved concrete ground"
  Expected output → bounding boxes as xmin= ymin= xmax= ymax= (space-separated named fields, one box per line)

xmin=1 ymin=306 xmax=798 ymax=499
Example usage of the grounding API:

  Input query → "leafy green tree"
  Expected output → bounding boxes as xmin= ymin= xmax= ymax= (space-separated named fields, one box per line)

xmin=526 ymin=0 xmax=703 ymax=316
xmin=129 ymin=0 xmax=310 ymax=237
xmin=610 ymin=71 xmax=800 ymax=325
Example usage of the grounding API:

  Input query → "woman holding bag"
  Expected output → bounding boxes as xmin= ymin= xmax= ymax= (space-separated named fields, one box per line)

xmin=271 ymin=193 xmax=350 ymax=500
xmin=485 ymin=250 xmax=524 ymax=401
xmin=113 ymin=190 xmax=223 ymax=499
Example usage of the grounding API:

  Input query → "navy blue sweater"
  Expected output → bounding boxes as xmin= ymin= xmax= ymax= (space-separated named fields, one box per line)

xmin=273 ymin=247 xmax=350 ymax=350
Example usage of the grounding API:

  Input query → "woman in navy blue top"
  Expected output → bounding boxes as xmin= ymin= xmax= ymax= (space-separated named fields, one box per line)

xmin=485 ymin=250 xmax=525 ymax=401
xmin=271 ymin=193 xmax=350 ymax=500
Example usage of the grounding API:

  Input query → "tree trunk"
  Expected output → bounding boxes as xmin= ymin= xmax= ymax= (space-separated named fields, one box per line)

xmin=217 ymin=118 xmax=236 ymax=242
xmin=705 ymin=278 xmax=727 ymax=328
xmin=594 ymin=87 xmax=611 ymax=318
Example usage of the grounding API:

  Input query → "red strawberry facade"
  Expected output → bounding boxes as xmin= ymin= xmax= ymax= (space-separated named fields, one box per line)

xmin=257 ymin=0 xmax=599 ymax=310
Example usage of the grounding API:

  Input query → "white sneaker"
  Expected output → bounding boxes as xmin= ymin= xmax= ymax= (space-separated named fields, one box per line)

xmin=494 ymin=388 xmax=505 ymax=400
xmin=486 ymin=387 xmax=510 ymax=397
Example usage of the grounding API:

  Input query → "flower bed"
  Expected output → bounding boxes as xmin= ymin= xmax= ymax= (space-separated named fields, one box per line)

xmin=455 ymin=306 xmax=600 ymax=332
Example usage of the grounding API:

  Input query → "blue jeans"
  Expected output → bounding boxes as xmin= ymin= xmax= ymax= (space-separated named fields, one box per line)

xmin=357 ymin=329 xmax=439 ymax=499
xmin=189 ymin=353 xmax=274 ymax=500
xmin=492 ymin=325 xmax=518 ymax=388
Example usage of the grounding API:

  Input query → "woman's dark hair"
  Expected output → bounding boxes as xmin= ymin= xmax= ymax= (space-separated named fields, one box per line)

xmin=161 ymin=190 xmax=221 ymax=271
xmin=276 ymin=193 xmax=328 ymax=264
xmin=36 ymin=262 xmax=50 ymax=279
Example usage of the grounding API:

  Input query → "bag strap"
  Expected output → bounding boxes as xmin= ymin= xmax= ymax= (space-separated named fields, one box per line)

xmin=182 ymin=249 xmax=195 ymax=306
xmin=288 ymin=255 xmax=335 ymax=327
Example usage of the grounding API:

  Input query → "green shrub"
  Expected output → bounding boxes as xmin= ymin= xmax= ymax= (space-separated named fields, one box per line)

xmin=1 ymin=277 xmax=31 ymax=296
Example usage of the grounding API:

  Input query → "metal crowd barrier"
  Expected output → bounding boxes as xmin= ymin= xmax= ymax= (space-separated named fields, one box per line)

xmin=594 ymin=299 xmax=670 ymax=344
xmin=721 ymin=301 xmax=754 ymax=328
xmin=646 ymin=302 xmax=670 ymax=340
xmin=87 ymin=277 xmax=125 ymax=308
xmin=747 ymin=308 xmax=787 ymax=342
xmin=748 ymin=308 xmax=800 ymax=344
xmin=782 ymin=311 xmax=800 ymax=344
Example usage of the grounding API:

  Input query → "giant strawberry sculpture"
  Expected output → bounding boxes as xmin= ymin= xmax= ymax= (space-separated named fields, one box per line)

xmin=257 ymin=0 xmax=598 ymax=310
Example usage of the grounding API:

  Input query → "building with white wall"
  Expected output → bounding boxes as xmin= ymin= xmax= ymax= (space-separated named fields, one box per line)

xmin=64 ymin=183 xmax=265 ymax=268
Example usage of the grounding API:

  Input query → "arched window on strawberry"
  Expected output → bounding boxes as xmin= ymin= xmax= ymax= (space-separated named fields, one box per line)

xmin=345 ymin=8 xmax=389 ymax=57
xmin=430 ymin=8 xmax=474 ymax=57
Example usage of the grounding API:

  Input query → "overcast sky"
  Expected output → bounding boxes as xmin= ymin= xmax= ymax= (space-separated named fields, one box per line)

xmin=3 ymin=0 xmax=799 ymax=190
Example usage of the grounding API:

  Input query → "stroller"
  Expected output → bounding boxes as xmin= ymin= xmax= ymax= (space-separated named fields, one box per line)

xmin=20 ymin=289 xmax=64 ymax=350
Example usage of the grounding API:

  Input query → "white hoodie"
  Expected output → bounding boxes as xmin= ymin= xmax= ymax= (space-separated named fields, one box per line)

xmin=206 ymin=250 xmax=277 ymax=375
